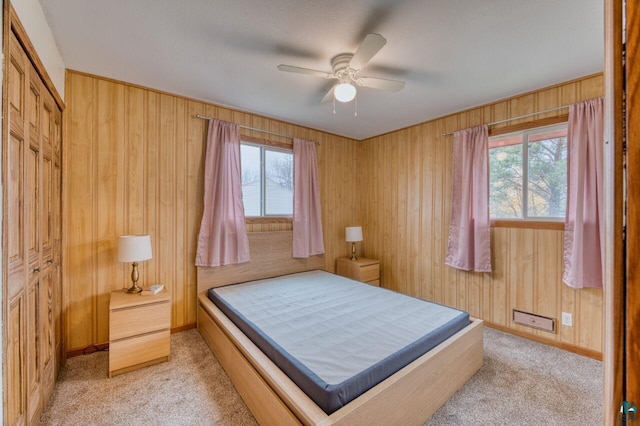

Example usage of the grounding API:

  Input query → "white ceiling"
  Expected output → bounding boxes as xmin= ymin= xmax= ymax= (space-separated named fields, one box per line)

xmin=39 ymin=0 xmax=603 ymax=140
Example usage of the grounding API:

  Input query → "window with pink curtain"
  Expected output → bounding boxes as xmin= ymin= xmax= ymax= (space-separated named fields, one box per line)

xmin=292 ymin=138 xmax=325 ymax=258
xmin=563 ymin=98 xmax=604 ymax=289
xmin=445 ymin=125 xmax=492 ymax=272
xmin=195 ymin=119 xmax=250 ymax=267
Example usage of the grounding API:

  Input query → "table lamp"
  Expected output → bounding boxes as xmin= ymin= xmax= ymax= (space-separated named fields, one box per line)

xmin=118 ymin=235 xmax=153 ymax=293
xmin=345 ymin=226 xmax=363 ymax=261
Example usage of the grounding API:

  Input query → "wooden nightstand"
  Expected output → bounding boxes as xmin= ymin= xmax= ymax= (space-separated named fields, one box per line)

xmin=336 ymin=257 xmax=380 ymax=286
xmin=109 ymin=289 xmax=171 ymax=377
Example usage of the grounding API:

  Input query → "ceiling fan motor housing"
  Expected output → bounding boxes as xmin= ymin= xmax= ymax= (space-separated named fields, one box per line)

xmin=332 ymin=54 xmax=356 ymax=82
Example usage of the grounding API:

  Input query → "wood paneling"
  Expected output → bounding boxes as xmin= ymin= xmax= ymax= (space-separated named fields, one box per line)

xmin=358 ymin=74 xmax=605 ymax=354
xmin=64 ymin=71 xmax=359 ymax=351
xmin=65 ymin=70 xmax=604 ymax=357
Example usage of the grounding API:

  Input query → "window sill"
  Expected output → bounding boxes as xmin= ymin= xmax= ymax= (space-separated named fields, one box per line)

xmin=491 ymin=220 xmax=564 ymax=230
xmin=245 ymin=217 xmax=292 ymax=225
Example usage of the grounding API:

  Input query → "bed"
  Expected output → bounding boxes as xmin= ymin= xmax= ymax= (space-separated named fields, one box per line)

xmin=197 ymin=231 xmax=483 ymax=425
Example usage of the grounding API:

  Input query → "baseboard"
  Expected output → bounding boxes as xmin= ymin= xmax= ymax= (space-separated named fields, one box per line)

xmin=66 ymin=323 xmax=198 ymax=358
xmin=66 ymin=343 xmax=109 ymax=358
xmin=484 ymin=321 xmax=603 ymax=361
xmin=171 ymin=323 xmax=196 ymax=333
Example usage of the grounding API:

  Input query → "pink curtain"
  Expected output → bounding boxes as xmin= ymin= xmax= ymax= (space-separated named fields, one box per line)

xmin=563 ymin=98 xmax=604 ymax=289
xmin=445 ymin=125 xmax=492 ymax=272
xmin=195 ymin=119 xmax=250 ymax=267
xmin=293 ymin=138 xmax=325 ymax=258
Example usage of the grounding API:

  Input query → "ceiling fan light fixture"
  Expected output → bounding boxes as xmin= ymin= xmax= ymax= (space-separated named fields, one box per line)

xmin=334 ymin=82 xmax=356 ymax=102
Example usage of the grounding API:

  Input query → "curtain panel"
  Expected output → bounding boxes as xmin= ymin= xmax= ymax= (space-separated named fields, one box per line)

xmin=445 ymin=125 xmax=492 ymax=272
xmin=195 ymin=119 xmax=250 ymax=267
xmin=563 ymin=98 xmax=604 ymax=289
xmin=292 ymin=138 xmax=325 ymax=258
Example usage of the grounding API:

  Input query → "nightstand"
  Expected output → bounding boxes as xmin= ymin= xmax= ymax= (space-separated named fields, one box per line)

xmin=336 ymin=257 xmax=380 ymax=286
xmin=109 ymin=289 xmax=171 ymax=377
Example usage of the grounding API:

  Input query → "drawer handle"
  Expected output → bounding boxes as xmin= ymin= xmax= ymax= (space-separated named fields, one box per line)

xmin=47 ymin=259 xmax=54 ymax=264
xmin=33 ymin=267 xmax=41 ymax=273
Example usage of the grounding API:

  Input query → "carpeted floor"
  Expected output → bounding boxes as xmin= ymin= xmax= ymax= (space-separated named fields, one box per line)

xmin=40 ymin=327 xmax=602 ymax=426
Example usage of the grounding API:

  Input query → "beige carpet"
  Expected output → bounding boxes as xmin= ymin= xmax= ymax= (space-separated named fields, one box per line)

xmin=40 ymin=327 xmax=601 ymax=426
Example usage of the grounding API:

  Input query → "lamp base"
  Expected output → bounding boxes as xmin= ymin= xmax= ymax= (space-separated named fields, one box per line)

xmin=350 ymin=242 xmax=358 ymax=261
xmin=127 ymin=261 xmax=142 ymax=293
xmin=126 ymin=283 xmax=143 ymax=294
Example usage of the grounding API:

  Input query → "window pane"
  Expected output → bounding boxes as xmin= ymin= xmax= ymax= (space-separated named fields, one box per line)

xmin=265 ymin=149 xmax=293 ymax=215
xmin=241 ymin=144 xmax=262 ymax=216
xmin=489 ymin=143 xmax=523 ymax=219
xmin=527 ymin=132 xmax=567 ymax=218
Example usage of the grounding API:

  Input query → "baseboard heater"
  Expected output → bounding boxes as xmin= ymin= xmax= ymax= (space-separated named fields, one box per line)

xmin=512 ymin=309 xmax=556 ymax=333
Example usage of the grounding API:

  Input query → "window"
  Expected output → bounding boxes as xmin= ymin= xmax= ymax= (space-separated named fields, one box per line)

xmin=241 ymin=142 xmax=293 ymax=217
xmin=489 ymin=124 xmax=567 ymax=220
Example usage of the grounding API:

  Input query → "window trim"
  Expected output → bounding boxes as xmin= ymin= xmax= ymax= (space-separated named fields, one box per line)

xmin=241 ymin=139 xmax=294 ymax=221
xmin=491 ymin=220 xmax=564 ymax=230
xmin=489 ymin=121 xmax=568 ymax=225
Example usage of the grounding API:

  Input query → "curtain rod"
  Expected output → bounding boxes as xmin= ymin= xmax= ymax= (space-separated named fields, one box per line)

xmin=195 ymin=114 xmax=320 ymax=145
xmin=441 ymin=105 xmax=570 ymax=136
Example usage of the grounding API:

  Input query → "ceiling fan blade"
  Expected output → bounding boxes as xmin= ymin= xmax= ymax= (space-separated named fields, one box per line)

xmin=277 ymin=64 xmax=332 ymax=78
xmin=320 ymin=86 xmax=335 ymax=103
xmin=349 ymin=33 xmax=387 ymax=70
xmin=357 ymin=77 xmax=405 ymax=92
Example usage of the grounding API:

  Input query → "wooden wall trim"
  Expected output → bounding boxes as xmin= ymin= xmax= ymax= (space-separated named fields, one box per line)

xmin=245 ymin=217 xmax=292 ymax=225
xmin=2 ymin=2 xmax=11 ymax=422
xmin=604 ymin=0 xmax=626 ymax=421
xmin=241 ymin=135 xmax=292 ymax=150
xmin=491 ymin=220 xmax=564 ymax=230
xmin=8 ymin=6 xmax=64 ymax=110
xmin=485 ymin=322 xmax=602 ymax=361
xmin=488 ymin=114 xmax=569 ymax=137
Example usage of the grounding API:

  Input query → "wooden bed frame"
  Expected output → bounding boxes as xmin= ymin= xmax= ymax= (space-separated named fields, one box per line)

xmin=197 ymin=231 xmax=483 ymax=425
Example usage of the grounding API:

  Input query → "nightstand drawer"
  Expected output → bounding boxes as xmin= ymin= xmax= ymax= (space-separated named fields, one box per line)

xmin=368 ymin=279 xmax=380 ymax=286
xmin=109 ymin=329 xmax=170 ymax=373
xmin=110 ymin=300 xmax=170 ymax=341
xmin=359 ymin=265 xmax=379 ymax=282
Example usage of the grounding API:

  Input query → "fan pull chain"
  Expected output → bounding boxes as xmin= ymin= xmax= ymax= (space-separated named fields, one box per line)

xmin=354 ymin=95 xmax=358 ymax=117
xmin=333 ymin=97 xmax=336 ymax=115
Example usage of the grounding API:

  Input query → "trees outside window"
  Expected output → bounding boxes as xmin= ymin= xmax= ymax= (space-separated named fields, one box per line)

xmin=240 ymin=143 xmax=293 ymax=217
xmin=489 ymin=124 xmax=567 ymax=220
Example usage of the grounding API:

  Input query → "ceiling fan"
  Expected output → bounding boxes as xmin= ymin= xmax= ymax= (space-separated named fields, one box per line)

xmin=277 ymin=33 xmax=405 ymax=104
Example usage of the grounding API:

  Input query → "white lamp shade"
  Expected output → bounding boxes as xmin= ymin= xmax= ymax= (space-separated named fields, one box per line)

xmin=118 ymin=235 xmax=152 ymax=262
xmin=334 ymin=83 xmax=356 ymax=103
xmin=345 ymin=226 xmax=363 ymax=242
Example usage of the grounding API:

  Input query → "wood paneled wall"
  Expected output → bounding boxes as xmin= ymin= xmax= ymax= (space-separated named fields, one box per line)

xmin=64 ymin=71 xmax=359 ymax=352
xmin=358 ymin=74 xmax=604 ymax=355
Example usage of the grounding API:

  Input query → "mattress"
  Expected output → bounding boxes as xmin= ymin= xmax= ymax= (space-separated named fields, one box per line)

xmin=207 ymin=270 xmax=470 ymax=414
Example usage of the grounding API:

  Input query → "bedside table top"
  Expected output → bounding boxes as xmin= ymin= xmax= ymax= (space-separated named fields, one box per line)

xmin=110 ymin=289 xmax=171 ymax=310
xmin=336 ymin=257 xmax=379 ymax=266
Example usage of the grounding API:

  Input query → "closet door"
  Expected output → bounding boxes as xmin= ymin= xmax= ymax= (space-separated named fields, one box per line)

xmin=5 ymin=16 xmax=64 ymax=426
xmin=6 ymin=32 xmax=29 ymax=426
xmin=40 ymin=90 xmax=56 ymax=401
xmin=25 ymin=60 xmax=43 ymax=426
